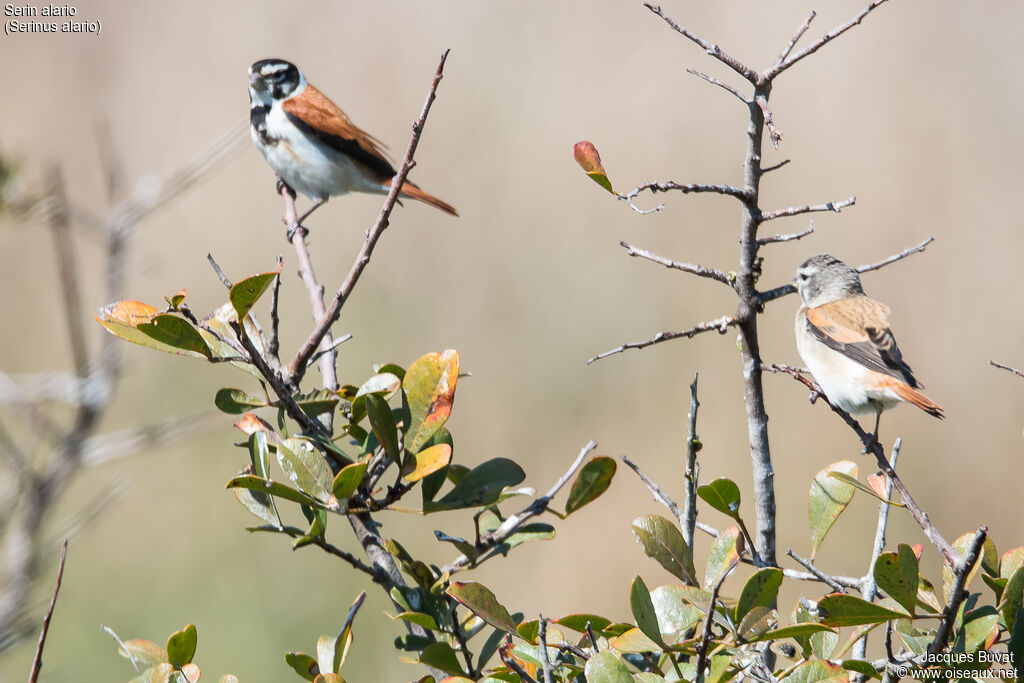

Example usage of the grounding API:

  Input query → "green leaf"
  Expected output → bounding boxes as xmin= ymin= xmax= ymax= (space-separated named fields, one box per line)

xmin=894 ymin=619 xmax=930 ymax=655
xmin=293 ymin=389 xmax=340 ymax=418
xmin=697 ymin=478 xmax=741 ymax=518
xmin=840 ymin=660 xmax=881 ymax=680
xmin=565 ymin=456 xmax=616 ymax=514
xmin=1002 ymin=547 xmax=1024 ymax=579
xmin=276 ymin=438 xmax=335 ymax=505
xmin=138 ymin=314 xmax=213 ymax=359
xmin=743 ymin=623 xmax=836 ymax=644
xmin=583 ymin=651 xmax=633 ymax=683
xmin=479 ymin=523 xmax=555 ymax=563
xmin=351 ymin=372 xmax=402 ymax=422
xmin=873 ymin=543 xmax=919 ymax=617
xmin=419 ymin=428 xmax=453 ymax=504
xmin=117 ymin=638 xmax=167 ymax=668
xmin=631 ymin=515 xmax=697 ymax=585
xmin=1009 ymin=609 xmax=1024 ymax=680
xmin=166 ymin=624 xmax=197 ymax=668
xmin=734 ymin=568 xmax=783 ymax=624
xmin=364 ymin=394 xmax=400 ymax=463
xmin=629 ymin=576 xmax=666 ymax=649
xmin=332 ymin=462 xmax=366 ymax=501
xmin=785 ymin=657 xmax=848 ymax=683
xmin=705 ymin=526 xmax=742 ymax=590
xmin=428 ymin=458 xmax=525 ymax=511
xmin=405 ymin=443 xmax=452 ymax=483
xmin=943 ymin=533 xmax=997 ymax=603
xmin=817 ymin=595 xmax=909 ymax=627
xmin=446 ymin=581 xmax=517 ymax=635
xmin=418 ymin=642 xmax=465 ymax=676
xmin=284 ymin=652 xmax=318 ymax=681
xmin=999 ymin=566 xmax=1024 ymax=635
xmin=516 ymin=619 xmax=539 ymax=645
xmin=650 ymin=585 xmax=703 ymax=641
xmin=825 ymin=471 xmax=902 ymax=506
xmin=958 ymin=606 xmax=999 ymax=653
xmin=214 ymin=387 xmax=266 ymax=414
xmin=316 ymin=634 xmax=343 ymax=676
xmin=229 ymin=270 xmax=278 ymax=321
xmin=402 ymin=350 xmax=459 ymax=454
xmin=808 ymin=461 xmax=858 ymax=558
xmin=96 ymin=301 xmax=195 ymax=357
xmin=226 ymin=475 xmax=324 ymax=508
xmin=554 ymin=614 xmax=612 ymax=635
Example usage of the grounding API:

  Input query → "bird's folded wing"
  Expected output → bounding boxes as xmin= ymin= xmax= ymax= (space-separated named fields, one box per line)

xmin=806 ymin=296 xmax=922 ymax=388
xmin=282 ymin=85 xmax=396 ymax=179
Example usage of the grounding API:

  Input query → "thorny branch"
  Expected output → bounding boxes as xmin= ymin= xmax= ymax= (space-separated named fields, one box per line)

xmin=990 ymin=361 xmax=1024 ymax=378
xmin=760 ymin=196 xmax=855 ymax=222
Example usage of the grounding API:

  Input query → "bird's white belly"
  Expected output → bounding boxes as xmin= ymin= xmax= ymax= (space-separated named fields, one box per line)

xmin=795 ymin=314 xmax=900 ymax=415
xmin=253 ymin=108 xmax=386 ymax=202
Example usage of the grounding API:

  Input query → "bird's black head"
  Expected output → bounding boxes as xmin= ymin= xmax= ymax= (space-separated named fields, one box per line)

xmin=248 ymin=59 xmax=303 ymax=102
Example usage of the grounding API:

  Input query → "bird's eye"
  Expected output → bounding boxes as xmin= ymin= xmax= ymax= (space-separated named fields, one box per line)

xmin=798 ymin=272 xmax=809 ymax=281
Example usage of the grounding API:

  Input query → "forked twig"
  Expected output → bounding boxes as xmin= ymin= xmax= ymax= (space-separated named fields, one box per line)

xmin=588 ymin=316 xmax=737 ymax=364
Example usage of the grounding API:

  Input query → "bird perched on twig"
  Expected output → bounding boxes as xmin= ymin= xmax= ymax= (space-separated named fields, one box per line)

xmin=247 ymin=58 xmax=457 ymax=231
xmin=793 ymin=254 xmax=942 ymax=444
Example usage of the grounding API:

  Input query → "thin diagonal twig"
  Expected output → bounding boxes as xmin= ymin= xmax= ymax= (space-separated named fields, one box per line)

xmin=757 ymin=222 xmax=814 ymax=245
xmin=588 ymin=315 xmax=737 ymax=364
xmin=990 ymin=361 xmax=1024 ymax=378
xmin=620 ymin=241 xmax=734 ymax=286
xmin=288 ymin=50 xmax=451 ymax=383
xmin=28 ymin=540 xmax=67 ymax=683
xmin=767 ymin=0 xmax=891 ymax=79
xmin=787 ymin=549 xmax=847 ymax=593
xmin=927 ymin=527 xmax=988 ymax=656
xmin=857 ymin=237 xmax=934 ymax=273
xmin=773 ymin=11 xmax=816 ymax=69
xmin=687 ymin=68 xmax=749 ymax=103
xmin=760 ymin=196 xmax=855 ymax=222
xmin=644 ymin=3 xmax=759 ymax=84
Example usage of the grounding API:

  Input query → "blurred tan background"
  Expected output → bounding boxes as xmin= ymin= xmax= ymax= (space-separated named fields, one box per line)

xmin=1 ymin=1 xmax=1022 ymax=680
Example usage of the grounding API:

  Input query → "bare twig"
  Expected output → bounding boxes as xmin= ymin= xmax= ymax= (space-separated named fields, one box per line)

xmin=926 ymin=526 xmax=988 ymax=656
xmin=757 ymin=221 xmax=814 ymax=245
xmin=758 ymin=237 xmax=935 ymax=306
xmin=786 ymin=549 xmax=847 ymax=593
xmin=853 ymin=439 xmax=900 ymax=664
xmin=644 ymin=3 xmax=759 ymax=84
xmin=990 ymin=361 xmax=1024 ymax=378
xmin=47 ymin=169 xmax=90 ymax=382
xmin=683 ymin=374 xmax=700 ymax=551
xmin=769 ymin=364 xmax=958 ymax=567
xmin=756 ymin=96 xmax=782 ymax=148
xmin=760 ymin=196 xmax=855 ymax=222
xmin=28 ymin=540 xmax=67 ymax=683
xmin=761 ymin=159 xmax=791 ymax=174
xmin=538 ymin=615 xmax=555 ymax=683
xmin=687 ymin=68 xmax=749 ymax=103
xmin=501 ymin=635 xmax=538 ymax=683
xmin=696 ymin=558 xmax=737 ymax=683
xmin=619 ymin=181 xmax=750 ymax=213
xmin=773 ymin=11 xmax=816 ymax=69
xmin=856 ymin=237 xmax=934 ymax=273
xmin=587 ymin=315 xmax=737 ymax=364
xmin=206 ymin=253 xmax=233 ymax=289
xmin=621 ymin=456 xmax=718 ymax=538
xmin=287 ymin=50 xmax=451 ymax=383
xmin=442 ymin=441 xmax=597 ymax=574
xmin=620 ymin=241 xmax=734 ymax=286
xmin=767 ymin=1 xmax=891 ymax=80
xmin=284 ymin=184 xmax=339 ymax=407
xmin=585 ymin=620 xmax=600 ymax=653
xmin=306 ymin=334 xmax=353 ymax=368
xmin=268 ymin=255 xmax=283 ymax=362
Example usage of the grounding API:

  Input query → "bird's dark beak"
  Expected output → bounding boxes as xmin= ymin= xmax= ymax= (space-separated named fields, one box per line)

xmin=248 ymin=73 xmax=264 ymax=89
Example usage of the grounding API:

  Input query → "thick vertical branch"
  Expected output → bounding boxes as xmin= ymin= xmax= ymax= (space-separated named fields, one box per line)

xmin=736 ymin=82 xmax=776 ymax=567
xmin=682 ymin=374 xmax=700 ymax=551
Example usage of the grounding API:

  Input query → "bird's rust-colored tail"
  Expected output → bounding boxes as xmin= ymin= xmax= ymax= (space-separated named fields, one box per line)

xmin=891 ymin=381 xmax=944 ymax=419
xmin=389 ymin=180 xmax=458 ymax=216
